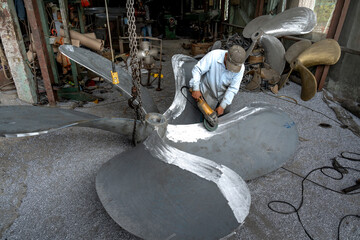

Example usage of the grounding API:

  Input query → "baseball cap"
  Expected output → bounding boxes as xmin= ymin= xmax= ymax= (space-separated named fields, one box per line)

xmin=226 ymin=45 xmax=245 ymax=72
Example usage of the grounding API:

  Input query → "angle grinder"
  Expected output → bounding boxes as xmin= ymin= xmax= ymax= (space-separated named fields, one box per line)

xmin=189 ymin=89 xmax=218 ymax=131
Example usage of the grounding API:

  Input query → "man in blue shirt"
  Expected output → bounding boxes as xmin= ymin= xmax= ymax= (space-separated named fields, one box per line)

xmin=189 ymin=45 xmax=246 ymax=116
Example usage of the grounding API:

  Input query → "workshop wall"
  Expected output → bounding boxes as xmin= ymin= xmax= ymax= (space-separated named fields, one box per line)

xmin=326 ymin=0 xmax=360 ymax=102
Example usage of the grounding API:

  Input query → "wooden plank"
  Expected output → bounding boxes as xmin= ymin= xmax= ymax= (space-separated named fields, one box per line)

xmin=24 ymin=0 xmax=57 ymax=105
xmin=0 ymin=0 xmax=37 ymax=103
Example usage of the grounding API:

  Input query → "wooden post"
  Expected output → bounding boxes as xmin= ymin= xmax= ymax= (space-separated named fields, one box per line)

xmin=0 ymin=0 xmax=37 ymax=103
xmin=316 ymin=0 xmax=351 ymax=91
xmin=24 ymin=0 xmax=57 ymax=105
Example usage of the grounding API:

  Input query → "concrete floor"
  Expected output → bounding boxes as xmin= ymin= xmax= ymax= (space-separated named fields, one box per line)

xmin=1 ymin=40 xmax=359 ymax=240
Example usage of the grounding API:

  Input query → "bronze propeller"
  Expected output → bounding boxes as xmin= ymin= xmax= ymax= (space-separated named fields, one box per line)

xmin=285 ymin=39 xmax=341 ymax=101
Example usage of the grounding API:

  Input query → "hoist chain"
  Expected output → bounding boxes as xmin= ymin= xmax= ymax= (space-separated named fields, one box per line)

xmin=126 ymin=0 xmax=145 ymax=144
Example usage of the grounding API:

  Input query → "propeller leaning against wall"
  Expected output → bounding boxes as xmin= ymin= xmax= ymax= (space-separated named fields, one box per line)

xmin=284 ymin=39 xmax=341 ymax=101
xmin=243 ymin=7 xmax=317 ymax=75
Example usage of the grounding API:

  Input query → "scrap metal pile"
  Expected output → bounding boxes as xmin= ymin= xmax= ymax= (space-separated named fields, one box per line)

xmin=241 ymin=7 xmax=341 ymax=101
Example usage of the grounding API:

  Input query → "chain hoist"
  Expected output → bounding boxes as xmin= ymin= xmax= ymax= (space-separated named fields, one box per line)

xmin=126 ymin=0 xmax=145 ymax=145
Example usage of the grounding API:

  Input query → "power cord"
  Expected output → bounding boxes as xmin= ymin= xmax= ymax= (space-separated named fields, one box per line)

xmin=180 ymin=85 xmax=201 ymax=113
xmin=259 ymin=89 xmax=344 ymax=126
xmin=268 ymin=151 xmax=360 ymax=240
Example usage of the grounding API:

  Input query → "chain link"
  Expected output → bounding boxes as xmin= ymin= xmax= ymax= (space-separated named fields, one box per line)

xmin=126 ymin=0 xmax=145 ymax=144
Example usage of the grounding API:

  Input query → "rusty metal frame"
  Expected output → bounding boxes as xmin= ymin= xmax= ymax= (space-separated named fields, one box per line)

xmin=24 ymin=0 xmax=57 ymax=105
xmin=119 ymin=36 xmax=163 ymax=90
xmin=255 ymin=0 xmax=265 ymax=17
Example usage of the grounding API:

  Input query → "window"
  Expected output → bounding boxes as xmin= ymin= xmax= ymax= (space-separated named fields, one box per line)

xmin=296 ymin=0 xmax=337 ymax=40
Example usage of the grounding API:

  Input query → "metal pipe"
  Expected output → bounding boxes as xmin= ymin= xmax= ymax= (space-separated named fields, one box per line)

xmin=105 ymin=0 xmax=115 ymax=64
xmin=58 ymin=0 xmax=71 ymax=44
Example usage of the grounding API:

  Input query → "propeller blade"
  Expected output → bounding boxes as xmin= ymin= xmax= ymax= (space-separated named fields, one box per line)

xmin=149 ymin=48 xmax=158 ymax=58
xmin=285 ymin=39 xmax=312 ymax=64
xmin=96 ymin=131 xmax=251 ymax=240
xmin=59 ymin=45 xmax=159 ymax=114
xmin=139 ymin=41 xmax=150 ymax=51
xmin=0 ymin=105 xmax=96 ymax=137
xmin=260 ymin=7 xmax=316 ymax=37
xmin=245 ymin=39 xmax=257 ymax=59
xmin=259 ymin=35 xmax=285 ymax=74
xmin=297 ymin=63 xmax=317 ymax=101
xmin=144 ymin=55 xmax=154 ymax=65
xmin=164 ymin=54 xmax=203 ymax=124
xmin=0 ymin=105 xmax=149 ymax=140
xmin=296 ymin=39 xmax=341 ymax=68
xmin=165 ymin=103 xmax=299 ymax=180
xmin=243 ymin=15 xmax=273 ymax=38
xmin=278 ymin=68 xmax=293 ymax=90
xmin=137 ymin=50 xmax=146 ymax=59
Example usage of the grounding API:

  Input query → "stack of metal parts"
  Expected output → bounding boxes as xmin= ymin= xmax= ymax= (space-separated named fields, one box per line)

xmin=241 ymin=7 xmax=319 ymax=97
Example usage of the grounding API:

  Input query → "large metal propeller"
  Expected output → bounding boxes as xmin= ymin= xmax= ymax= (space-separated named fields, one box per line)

xmin=243 ymin=7 xmax=316 ymax=74
xmin=0 ymin=47 xmax=299 ymax=239
xmin=285 ymin=39 xmax=341 ymax=101
xmin=137 ymin=41 xmax=158 ymax=65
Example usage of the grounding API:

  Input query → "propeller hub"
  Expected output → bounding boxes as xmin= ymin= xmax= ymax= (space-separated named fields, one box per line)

xmin=251 ymin=30 xmax=263 ymax=41
xmin=145 ymin=113 xmax=168 ymax=138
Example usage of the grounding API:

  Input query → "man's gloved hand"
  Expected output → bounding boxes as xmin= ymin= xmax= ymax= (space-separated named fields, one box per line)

xmin=191 ymin=91 xmax=202 ymax=100
xmin=215 ymin=106 xmax=224 ymax=116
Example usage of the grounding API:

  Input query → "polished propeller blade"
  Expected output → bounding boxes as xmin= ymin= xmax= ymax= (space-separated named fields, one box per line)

xmin=288 ymin=39 xmax=341 ymax=101
xmin=242 ymin=15 xmax=273 ymax=38
xmin=259 ymin=35 xmax=286 ymax=74
xmin=96 ymin=131 xmax=251 ymax=240
xmin=297 ymin=64 xmax=317 ymax=101
xmin=144 ymin=55 xmax=154 ymax=65
xmin=59 ymin=45 xmax=159 ymax=114
xmin=245 ymin=7 xmax=316 ymax=62
xmin=149 ymin=47 xmax=158 ymax=58
xmin=294 ymin=39 xmax=341 ymax=68
xmin=259 ymin=7 xmax=316 ymax=37
xmin=140 ymin=41 xmax=150 ymax=51
xmin=165 ymin=103 xmax=299 ymax=180
xmin=0 ymin=105 xmax=96 ymax=137
xmin=164 ymin=54 xmax=203 ymax=124
xmin=0 ymin=105 xmax=150 ymax=140
xmin=285 ymin=39 xmax=312 ymax=63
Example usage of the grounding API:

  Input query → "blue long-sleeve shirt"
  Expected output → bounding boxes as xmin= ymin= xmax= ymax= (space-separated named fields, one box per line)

xmin=189 ymin=50 xmax=245 ymax=109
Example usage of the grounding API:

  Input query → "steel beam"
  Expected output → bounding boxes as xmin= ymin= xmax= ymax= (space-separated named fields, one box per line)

xmin=59 ymin=0 xmax=79 ymax=86
xmin=24 ymin=0 xmax=57 ymax=105
xmin=77 ymin=5 xmax=85 ymax=33
xmin=37 ymin=0 xmax=59 ymax=84
xmin=0 ymin=0 xmax=37 ymax=103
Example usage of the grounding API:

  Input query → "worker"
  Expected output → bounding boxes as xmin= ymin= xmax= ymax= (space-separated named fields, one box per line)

xmin=138 ymin=0 xmax=152 ymax=38
xmin=189 ymin=45 xmax=246 ymax=116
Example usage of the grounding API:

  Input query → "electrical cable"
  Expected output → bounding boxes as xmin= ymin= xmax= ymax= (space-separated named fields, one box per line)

xmin=268 ymin=151 xmax=360 ymax=240
xmin=259 ymin=88 xmax=344 ymax=126
xmin=180 ymin=85 xmax=201 ymax=113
